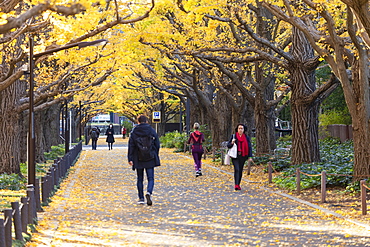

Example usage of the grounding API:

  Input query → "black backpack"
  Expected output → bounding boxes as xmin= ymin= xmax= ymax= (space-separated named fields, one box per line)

xmin=136 ymin=135 xmax=155 ymax=161
xmin=91 ymin=130 xmax=98 ymax=139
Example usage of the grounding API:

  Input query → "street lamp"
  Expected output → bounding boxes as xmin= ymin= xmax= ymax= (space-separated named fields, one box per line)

xmin=28 ymin=38 xmax=108 ymax=185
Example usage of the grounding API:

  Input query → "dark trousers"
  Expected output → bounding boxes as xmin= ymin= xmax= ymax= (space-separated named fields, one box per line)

xmin=108 ymin=142 xmax=113 ymax=149
xmin=136 ymin=168 xmax=154 ymax=200
xmin=232 ymin=155 xmax=248 ymax=186
xmin=91 ymin=139 xmax=97 ymax=150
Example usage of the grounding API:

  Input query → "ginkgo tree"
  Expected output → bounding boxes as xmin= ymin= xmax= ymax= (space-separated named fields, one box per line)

xmin=115 ymin=0 xmax=338 ymax=162
xmin=261 ymin=0 xmax=370 ymax=179
xmin=0 ymin=0 xmax=155 ymax=173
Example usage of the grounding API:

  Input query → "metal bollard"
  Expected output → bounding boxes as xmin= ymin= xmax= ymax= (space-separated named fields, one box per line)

xmin=296 ymin=168 xmax=301 ymax=195
xmin=321 ymin=171 xmax=326 ymax=203
xmin=268 ymin=162 xmax=272 ymax=183
xmin=361 ymin=180 xmax=367 ymax=215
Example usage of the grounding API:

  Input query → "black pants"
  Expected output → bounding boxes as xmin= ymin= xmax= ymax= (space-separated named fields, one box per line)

xmin=91 ymin=139 xmax=98 ymax=150
xmin=232 ymin=155 xmax=248 ymax=186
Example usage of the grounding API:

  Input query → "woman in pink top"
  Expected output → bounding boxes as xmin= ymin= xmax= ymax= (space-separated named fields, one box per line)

xmin=187 ymin=122 xmax=205 ymax=177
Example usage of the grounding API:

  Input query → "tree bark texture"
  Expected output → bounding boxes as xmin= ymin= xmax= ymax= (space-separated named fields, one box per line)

xmin=289 ymin=27 xmax=320 ymax=165
xmin=0 ymin=79 xmax=22 ymax=174
xmin=345 ymin=55 xmax=370 ymax=180
xmin=253 ymin=4 xmax=277 ymax=155
xmin=214 ymin=91 xmax=233 ymax=145
xmin=40 ymin=104 xmax=61 ymax=153
xmin=254 ymin=67 xmax=276 ymax=155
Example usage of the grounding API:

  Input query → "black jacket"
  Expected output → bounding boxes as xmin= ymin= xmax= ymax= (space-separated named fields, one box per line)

xmin=105 ymin=127 xmax=115 ymax=143
xmin=128 ymin=123 xmax=160 ymax=170
xmin=227 ymin=134 xmax=253 ymax=158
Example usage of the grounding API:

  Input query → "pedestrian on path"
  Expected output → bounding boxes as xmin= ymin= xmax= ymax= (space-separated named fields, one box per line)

xmin=187 ymin=122 xmax=205 ymax=177
xmin=122 ymin=126 xmax=127 ymax=139
xmin=105 ymin=124 xmax=115 ymax=150
xmin=227 ymin=123 xmax=253 ymax=191
xmin=128 ymin=115 xmax=160 ymax=205
xmin=89 ymin=126 xmax=100 ymax=150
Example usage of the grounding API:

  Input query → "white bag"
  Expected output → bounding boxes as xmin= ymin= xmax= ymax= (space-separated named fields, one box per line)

xmin=224 ymin=154 xmax=231 ymax=165
xmin=227 ymin=143 xmax=238 ymax=158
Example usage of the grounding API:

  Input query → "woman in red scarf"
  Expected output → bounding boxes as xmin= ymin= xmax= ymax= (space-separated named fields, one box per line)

xmin=187 ymin=122 xmax=205 ymax=177
xmin=227 ymin=124 xmax=253 ymax=190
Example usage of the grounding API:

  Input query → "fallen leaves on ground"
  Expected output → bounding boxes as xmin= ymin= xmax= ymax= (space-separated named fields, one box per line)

xmin=26 ymin=138 xmax=370 ymax=246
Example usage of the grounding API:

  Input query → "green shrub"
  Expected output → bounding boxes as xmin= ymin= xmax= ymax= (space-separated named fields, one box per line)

xmin=160 ymin=131 xmax=188 ymax=150
xmin=44 ymin=144 xmax=65 ymax=161
xmin=319 ymin=109 xmax=351 ymax=126
xmin=272 ymin=138 xmax=354 ymax=190
xmin=0 ymin=173 xmax=26 ymax=190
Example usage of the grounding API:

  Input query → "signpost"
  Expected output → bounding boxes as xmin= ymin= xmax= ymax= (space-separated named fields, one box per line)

xmin=153 ymin=111 xmax=160 ymax=133
xmin=153 ymin=111 xmax=161 ymax=123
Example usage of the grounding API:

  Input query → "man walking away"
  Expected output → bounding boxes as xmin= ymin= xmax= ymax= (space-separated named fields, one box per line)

xmin=90 ymin=126 xmax=100 ymax=150
xmin=128 ymin=115 xmax=160 ymax=205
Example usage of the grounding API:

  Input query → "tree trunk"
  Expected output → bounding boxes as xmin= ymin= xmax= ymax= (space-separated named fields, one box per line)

xmin=0 ymin=80 xmax=22 ymax=174
xmin=35 ymin=110 xmax=46 ymax=163
xmin=254 ymin=2 xmax=277 ymax=155
xmin=214 ymin=91 xmax=233 ymax=144
xmin=254 ymin=89 xmax=270 ymax=155
xmin=0 ymin=30 xmax=26 ymax=174
xmin=289 ymin=27 xmax=320 ymax=165
xmin=345 ymin=54 xmax=370 ymax=180
xmin=254 ymin=73 xmax=276 ymax=155
xmin=41 ymin=104 xmax=61 ymax=152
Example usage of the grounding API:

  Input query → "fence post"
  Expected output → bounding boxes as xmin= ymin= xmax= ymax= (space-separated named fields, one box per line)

xmin=53 ymin=164 xmax=58 ymax=186
xmin=4 ymin=209 xmax=12 ymax=247
xmin=27 ymin=185 xmax=37 ymax=224
xmin=361 ymin=180 xmax=367 ymax=215
xmin=21 ymin=197 xmax=28 ymax=234
xmin=268 ymin=161 xmax=272 ymax=184
xmin=35 ymin=178 xmax=42 ymax=212
xmin=47 ymin=172 xmax=52 ymax=197
xmin=296 ymin=168 xmax=301 ymax=195
xmin=11 ymin=202 xmax=24 ymax=241
xmin=247 ymin=159 xmax=251 ymax=175
xmin=321 ymin=171 xmax=326 ymax=203
xmin=41 ymin=176 xmax=47 ymax=204
xmin=0 ymin=219 xmax=5 ymax=247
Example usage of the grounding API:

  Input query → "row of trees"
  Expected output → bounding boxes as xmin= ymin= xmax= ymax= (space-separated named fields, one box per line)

xmin=0 ymin=0 xmax=369 ymax=180
xmin=105 ymin=0 xmax=369 ymax=180
xmin=0 ymin=0 xmax=155 ymax=174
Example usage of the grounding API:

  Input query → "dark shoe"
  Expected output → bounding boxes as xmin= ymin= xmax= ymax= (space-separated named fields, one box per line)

xmin=195 ymin=171 xmax=200 ymax=177
xmin=145 ymin=193 xmax=152 ymax=206
xmin=138 ymin=199 xmax=145 ymax=204
xmin=198 ymin=171 xmax=202 ymax=176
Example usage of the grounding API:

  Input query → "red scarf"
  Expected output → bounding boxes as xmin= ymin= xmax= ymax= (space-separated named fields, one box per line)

xmin=236 ymin=133 xmax=248 ymax=156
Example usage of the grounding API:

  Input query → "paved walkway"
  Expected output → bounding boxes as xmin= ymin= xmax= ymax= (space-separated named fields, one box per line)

xmin=27 ymin=138 xmax=370 ymax=246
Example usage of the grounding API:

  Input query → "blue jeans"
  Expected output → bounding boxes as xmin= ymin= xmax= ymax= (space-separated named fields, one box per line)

xmin=136 ymin=168 xmax=154 ymax=200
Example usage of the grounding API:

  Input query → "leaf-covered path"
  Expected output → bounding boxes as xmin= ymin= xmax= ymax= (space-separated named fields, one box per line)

xmin=27 ymin=138 xmax=370 ymax=246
